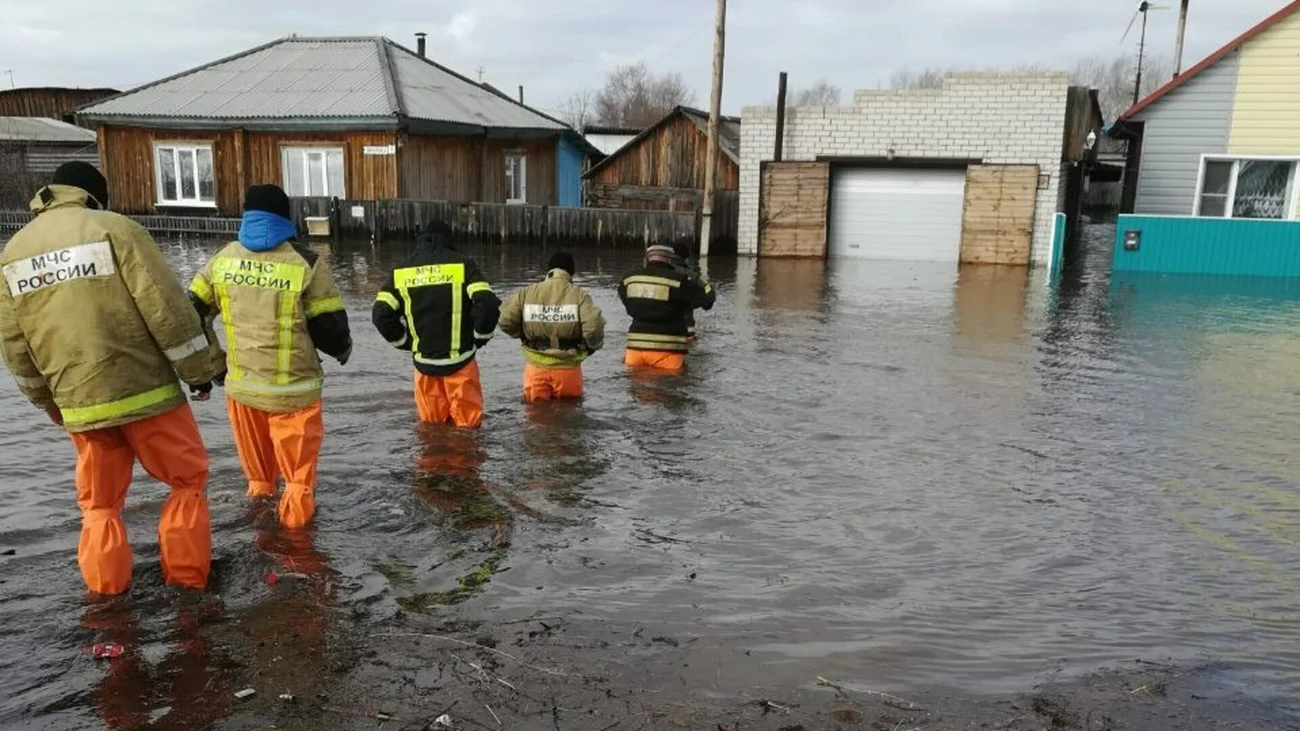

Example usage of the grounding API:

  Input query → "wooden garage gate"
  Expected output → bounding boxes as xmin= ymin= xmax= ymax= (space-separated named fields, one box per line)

xmin=959 ymin=164 xmax=1039 ymax=266
xmin=758 ymin=161 xmax=830 ymax=257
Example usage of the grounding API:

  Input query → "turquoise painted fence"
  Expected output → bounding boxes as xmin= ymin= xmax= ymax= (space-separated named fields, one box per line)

xmin=1113 ymin=214 xmax=1300 ymax=276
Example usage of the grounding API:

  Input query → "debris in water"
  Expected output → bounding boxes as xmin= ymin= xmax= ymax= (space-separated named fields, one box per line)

xmin=1 ymin=548 xmax=15 ymax=556
xmin=434 ymin=714 xmax=453 ymax=727
xmin=265 ymin=569 xmax=279 ymax=586
xmin=278 ymin=692 xmax=296 ymax=703
xmin=91 ymin=643 xmax=124 ymax=659
xmin=234 ymin=688 xmax=257 ymax=700
xmin=376 ymin=711 xmax=396 ymax=721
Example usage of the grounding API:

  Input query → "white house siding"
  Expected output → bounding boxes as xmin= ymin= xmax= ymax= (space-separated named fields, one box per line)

xmin=1129 ymin=51 xmax=1239 ymax=215
xmin=738 ymin=72 xmax=1070 ymax=264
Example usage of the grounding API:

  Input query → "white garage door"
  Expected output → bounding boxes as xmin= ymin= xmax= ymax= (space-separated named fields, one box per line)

xmin=828 ymin=168 xmax=967 ymax=260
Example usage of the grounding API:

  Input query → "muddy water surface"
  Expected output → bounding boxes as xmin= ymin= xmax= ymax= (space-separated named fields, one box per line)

xmin=2 ymin=227 xmax=1300 ymax=728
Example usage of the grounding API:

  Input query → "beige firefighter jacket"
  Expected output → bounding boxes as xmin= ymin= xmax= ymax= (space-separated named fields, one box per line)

xmin=190 ymin=240 xmax=349 ymax=413
xmin=0 ymin=185 xmax=223 ymax=432
xmin=498 ymin=269 xmax=605 ymax=367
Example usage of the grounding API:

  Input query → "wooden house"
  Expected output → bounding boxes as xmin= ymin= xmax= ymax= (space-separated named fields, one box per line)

xmin=0 ymin=87 xmax=118 ymax=125
xmin=0 ymin=117 xmax=99 ymax=210
xmin=1110 ymin=0 xmax=1300 ymax=276
xmin=76 ymin=36 xmax=596 ymax=216
xmin=583 ymin=106 xmax=740 ymax=211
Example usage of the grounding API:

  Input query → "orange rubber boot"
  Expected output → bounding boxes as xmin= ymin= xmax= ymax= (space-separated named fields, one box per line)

xmin=416 ymin=361 xmax=484 ymax=427
xmin=523 ymin=363 xmax=584 ymax=403
xmin=624 ymin=349 xmax=685 ymax=371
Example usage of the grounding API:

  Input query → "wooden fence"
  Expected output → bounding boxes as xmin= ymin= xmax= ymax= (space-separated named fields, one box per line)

xmin=3 ymin=199 xmax=703 ymax=250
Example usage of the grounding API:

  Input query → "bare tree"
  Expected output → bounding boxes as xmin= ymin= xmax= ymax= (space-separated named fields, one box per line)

xmin=793 ymin=79 xmax=842 ymax=106
xmin=889 ymin=68 xmax=947 ymax=90
xmin=559 ymin=89 xmax=596 ymax=130
xmin=593 ymin=62 xmax=696 ymax=128
xmin=1071 ymin=54 xmax=1173 ymax=122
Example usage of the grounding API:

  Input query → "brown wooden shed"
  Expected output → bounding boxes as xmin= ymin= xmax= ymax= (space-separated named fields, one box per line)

xmin=76 ymin=36 xmax=595 ymax=216
xmin=583 ymin=106 xmax=740 ymax=211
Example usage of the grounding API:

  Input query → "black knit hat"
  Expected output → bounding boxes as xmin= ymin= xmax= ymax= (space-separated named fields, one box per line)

xmin=52 ymin=161 xmax=108 ymax=209
xmin=418 ymin=220 xmax=455 ymax=249
xmin=547 ymin=251 xmax=575 ymax=275
xmin=244 ymin=184 xmax=291 ymax=219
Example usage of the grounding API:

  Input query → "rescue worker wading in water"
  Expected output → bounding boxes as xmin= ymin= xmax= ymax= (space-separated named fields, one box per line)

xmin=0 ymin=162 xmax=223 ymax=595
xmin=618 ymin=244 xmax=716 ymax=371
xmin=190 ymin=185 xmax=352 ymax=529
xmin=497 ymin=252 xmax=605 ymax=403
xmin=372 ymin=221 xmax=501 ymax=428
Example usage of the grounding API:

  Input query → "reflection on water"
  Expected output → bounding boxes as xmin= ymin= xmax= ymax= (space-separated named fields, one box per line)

xmin=4 ymin=226 xmax=1300 ymax=726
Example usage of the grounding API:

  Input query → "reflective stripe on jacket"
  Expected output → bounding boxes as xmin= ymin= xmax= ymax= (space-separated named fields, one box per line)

xmin=191 ymin=240 xmax=350 ymax=413
xmin=498 ymin=269 xmax=605 ymax=368
xmin=0 ymin=185 xmax=223 ymax=431
xmin=618 ymin=263 xmax=715 ymax=353
xmin=371 ymin=244 xmax=501 ymax=377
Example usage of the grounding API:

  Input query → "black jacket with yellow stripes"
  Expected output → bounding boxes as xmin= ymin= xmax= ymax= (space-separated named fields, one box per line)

xmin=372 ymin=239 xmax=501 ymax=376
xmin=618 ymin=262 xmax=715 ymax=353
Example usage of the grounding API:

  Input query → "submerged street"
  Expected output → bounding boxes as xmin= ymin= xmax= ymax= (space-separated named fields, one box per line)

xmin=2 ymin=227 xmax=1299 ymax=729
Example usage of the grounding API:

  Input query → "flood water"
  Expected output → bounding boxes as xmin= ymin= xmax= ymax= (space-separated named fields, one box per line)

xmin=3 ymin=226 xmax=1300 ymax=727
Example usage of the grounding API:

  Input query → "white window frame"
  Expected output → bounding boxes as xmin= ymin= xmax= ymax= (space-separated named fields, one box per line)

xmin=505 ymin=152 xmax=527 ymax=204
xmin=280 ymin=146 xmax=347 ymax=198
xmin=153 ymin=142 xmax=216 ymax=207
xmin=1193 ymin=153 xmax=1300 ymax=220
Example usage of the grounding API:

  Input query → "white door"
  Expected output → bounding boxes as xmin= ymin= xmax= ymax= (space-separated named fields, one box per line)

xmin=828 ymin=168 xmax=967 ymax=260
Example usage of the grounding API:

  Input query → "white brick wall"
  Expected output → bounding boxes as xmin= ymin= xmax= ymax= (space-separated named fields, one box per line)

xmin=739 ymin=71 xmax=1071 ymax=264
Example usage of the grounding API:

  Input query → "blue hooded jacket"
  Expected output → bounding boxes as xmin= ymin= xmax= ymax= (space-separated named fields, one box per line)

xmin=239 ymin=210 xmax=297 ymax=252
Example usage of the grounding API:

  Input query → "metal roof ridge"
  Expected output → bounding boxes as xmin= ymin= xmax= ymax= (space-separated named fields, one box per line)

xmin=374 ymin=37 xmax=405 ymax=117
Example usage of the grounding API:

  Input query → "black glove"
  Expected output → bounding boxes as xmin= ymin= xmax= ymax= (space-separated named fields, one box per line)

xmin=189 ymin=381 xmax=214 ymax=402
xmin=214 ymin=370 xmax=227 ymax=387
xmin=474 ymin=338 xmax=491 ymax=350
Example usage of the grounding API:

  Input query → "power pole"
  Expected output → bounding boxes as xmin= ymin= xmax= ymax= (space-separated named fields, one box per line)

xmin=1173 ymin=0 xmax=1190 ymax=76
xmin=698 ymin=0 xmax=727 ymax=259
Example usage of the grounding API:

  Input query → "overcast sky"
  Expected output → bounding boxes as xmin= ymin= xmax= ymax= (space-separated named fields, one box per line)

xmin=1 ymin=0 xmax=1289 ymax=118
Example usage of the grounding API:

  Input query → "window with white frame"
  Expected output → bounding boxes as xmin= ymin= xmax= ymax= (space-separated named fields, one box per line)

xmin=505 ymin=152 xmax=527 ymax=204
xmin=281 ymin=147 xmax=346 ymax=198
xmin=1196 ymin=157 xmax=1298 ymax=219
xmin=155 ymin=144 xmax=215 ymax=206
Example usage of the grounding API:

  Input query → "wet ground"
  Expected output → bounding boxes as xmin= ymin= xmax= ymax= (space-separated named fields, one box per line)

xmin=2 ymin=226 xmax=1300 ymax=730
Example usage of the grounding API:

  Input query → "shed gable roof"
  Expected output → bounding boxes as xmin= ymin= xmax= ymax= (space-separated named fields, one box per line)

xmin=582 ymin=106 xmax=740 ymax=180
xmin=1120 ymin=0 xmax=1300 ymax=120
xmin=78 ymin=36 xmax=568 ymax=133
xmin=0 ymin=116 xmax=98 ymax=143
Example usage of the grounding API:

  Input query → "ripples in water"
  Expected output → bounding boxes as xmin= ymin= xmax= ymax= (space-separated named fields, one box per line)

xmin=2 ymin=225 xmax=1300 ymax=726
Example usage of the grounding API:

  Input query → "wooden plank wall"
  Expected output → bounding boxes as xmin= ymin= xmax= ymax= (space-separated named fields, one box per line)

xmin=247 ymin=131 xmax=399 ymax=201
xmin=399 ymin=135 xmax=558 ymax=205
xmin=0 ymin=88 xmax=117 ymax=123
xmin=959 ymin=164 xmax=1039 ymax=266
xmin=96 ymin=126 xmax=400 ymax=215
xmin=97 ymin=126 xmax=242 ymax=214
xmin=589 ymin=114 xmax=739 ymax=191
xmin=758 ymin=162 xmax=830 ymax=258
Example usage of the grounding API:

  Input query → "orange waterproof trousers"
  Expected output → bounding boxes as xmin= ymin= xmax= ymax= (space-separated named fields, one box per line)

xmin=624 ymin=349 xmax=685 ymax=372
xmin=70 ymin=404 xmax=210 ymax=596
xmin=523 ymin=363 xmax=584 ymax=403
xmin=227 ymin=398 xmax=324 ymax=529
xmin=415 ymin=360 xmax=484 ymax=428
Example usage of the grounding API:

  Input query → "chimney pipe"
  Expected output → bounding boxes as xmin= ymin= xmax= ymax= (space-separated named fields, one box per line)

xmin=518 ymin=85 xmax=524 ymax=104
xmin=1173 ymin=0 xmax=1189 ymax=76
xmin=415 ymin=32 xmax=427 ymax=58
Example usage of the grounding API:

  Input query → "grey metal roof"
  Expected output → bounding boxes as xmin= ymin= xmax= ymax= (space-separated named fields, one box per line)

xmin=78 ymin=37 xmax=567 ymax=132
xmin=0 ymin=116 xmax=97 ymax=143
